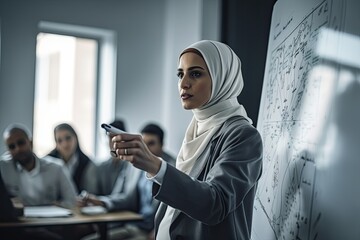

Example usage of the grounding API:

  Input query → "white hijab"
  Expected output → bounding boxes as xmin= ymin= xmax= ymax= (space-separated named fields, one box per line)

xmin=176 ymin=40 xmax=252 ymax=174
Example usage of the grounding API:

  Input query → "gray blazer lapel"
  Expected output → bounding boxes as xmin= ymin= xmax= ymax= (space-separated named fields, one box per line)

xmin=170 ymin=143 xmax=213 ymax=223
xmin=188 ymin=143 xmax=212 ymax=178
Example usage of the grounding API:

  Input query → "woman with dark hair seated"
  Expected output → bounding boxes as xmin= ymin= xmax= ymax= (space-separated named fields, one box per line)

xmin=46 ymin=123 xmax=97 ymax=194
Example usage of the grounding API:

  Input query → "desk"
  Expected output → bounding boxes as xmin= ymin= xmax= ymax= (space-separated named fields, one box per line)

xmin=0 ymin=209 xmax=142 ymax=240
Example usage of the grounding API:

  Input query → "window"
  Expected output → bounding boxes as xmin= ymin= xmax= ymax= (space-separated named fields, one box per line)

xmin=33 ymin=22 xmax=117 ymax=160
xmin=33 ymin=33 xmax=98 ymax=158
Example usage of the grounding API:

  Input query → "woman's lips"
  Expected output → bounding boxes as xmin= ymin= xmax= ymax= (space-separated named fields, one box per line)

xmin=181 ymin=93 xmax=193 ymax=100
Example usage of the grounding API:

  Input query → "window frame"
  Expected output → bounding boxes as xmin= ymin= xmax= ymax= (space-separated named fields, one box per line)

xmin=35 ymin=21 xmax=117 ymax=160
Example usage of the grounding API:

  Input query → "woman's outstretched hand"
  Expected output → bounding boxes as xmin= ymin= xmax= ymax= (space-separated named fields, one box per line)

xmin=112 ymin=133 xmax=162 ymax=176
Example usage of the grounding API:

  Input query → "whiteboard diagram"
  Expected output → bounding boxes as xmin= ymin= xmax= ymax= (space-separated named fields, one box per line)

xmin=251 ymin=0 xmax=360 ymax=239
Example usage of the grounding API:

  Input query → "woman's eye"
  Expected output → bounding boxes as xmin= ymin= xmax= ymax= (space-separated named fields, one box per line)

xmin=190 ymin=71 xmax=201 ymax=78
xmin=177 ymin=72 xmax=183 ymax=79
xmin=177 ymin=71 xmax=201 ymax=79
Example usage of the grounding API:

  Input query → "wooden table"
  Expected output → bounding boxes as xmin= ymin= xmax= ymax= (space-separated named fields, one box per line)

xmin=0 ymin=209 xmax=142 ymax=240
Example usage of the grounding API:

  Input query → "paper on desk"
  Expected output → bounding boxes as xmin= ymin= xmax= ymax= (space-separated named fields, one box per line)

xmin=80 ymin=206 xmax=107 ymax=215
xmin=24 ymin=206 xmax=73 ymax=218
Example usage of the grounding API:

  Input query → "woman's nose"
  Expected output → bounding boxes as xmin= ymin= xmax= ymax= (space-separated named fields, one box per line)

xmin=179 ymin=76 xmax=190 ymax=89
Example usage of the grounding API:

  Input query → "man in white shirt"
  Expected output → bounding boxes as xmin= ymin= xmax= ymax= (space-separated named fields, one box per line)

xmin=0 ymin=123 xmax=77 ymax=208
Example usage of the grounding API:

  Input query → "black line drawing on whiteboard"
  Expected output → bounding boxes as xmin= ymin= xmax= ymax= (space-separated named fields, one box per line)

xmin=251 ymin=0 xmax=348 ymax=239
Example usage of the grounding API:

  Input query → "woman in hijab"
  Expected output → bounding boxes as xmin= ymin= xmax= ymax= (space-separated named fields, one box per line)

xmin=111 ymin=40 xmax=263 ymax=240
xmin=46 ymin=123 xmax=97 ymax=194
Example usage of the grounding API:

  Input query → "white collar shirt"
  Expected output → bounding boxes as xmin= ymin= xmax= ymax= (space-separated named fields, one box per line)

xmin=17 ymin=157 xmax=45 ymax=205
xmin=65 ymin=152 xmax=78 ymax=175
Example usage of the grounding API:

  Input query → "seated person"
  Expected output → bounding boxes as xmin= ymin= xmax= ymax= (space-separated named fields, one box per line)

xmin=1 ymin=123 xmax=95 ymax=240
xmin=79 ymin=120 xmax=156 ymax=240
xmin=0 ymin=123 xmax=77 ymax=208
xmin=45 ymin=123 xmax=97 ymax=194
xmin=140 ymin=123 xmax=176 ymax=166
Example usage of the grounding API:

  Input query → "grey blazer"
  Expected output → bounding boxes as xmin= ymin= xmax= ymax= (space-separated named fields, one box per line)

xmin=153 ymin=116 xmax=263 ymax=240
xmin=96 ymin=159 xmax=142 ymax=212
xmin=96 ymin=159 xmax=156 ymax=231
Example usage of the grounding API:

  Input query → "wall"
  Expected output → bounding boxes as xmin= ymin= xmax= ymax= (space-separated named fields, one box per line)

xmin=0 ymin=0 xmax=220 ymax=157
xmin=161 ymin=0 xmax=221 ymax=156
xmin=221 ymin=0 xmax=276 ymax=127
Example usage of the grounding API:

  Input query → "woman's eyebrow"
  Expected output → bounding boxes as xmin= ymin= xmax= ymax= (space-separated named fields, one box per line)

xmin=177 ymin=66 xmax=205 ymax=71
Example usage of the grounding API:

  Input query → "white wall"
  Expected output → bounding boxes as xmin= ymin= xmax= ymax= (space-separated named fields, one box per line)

xmin=161 ymin=0 xmax=221 ymax=156
xmin=0 ymin=0 xmax=220 ymax=157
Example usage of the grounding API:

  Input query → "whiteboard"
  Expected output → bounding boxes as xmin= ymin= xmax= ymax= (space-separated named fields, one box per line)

xmin=252 ymin=0 xmax=360 ymax=239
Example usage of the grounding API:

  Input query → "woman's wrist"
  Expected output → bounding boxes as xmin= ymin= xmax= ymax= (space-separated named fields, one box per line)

xmin=148 ymin=156 xmax=162 ymax=176
xmin=146 ymin=158 xmax=167 ymax=185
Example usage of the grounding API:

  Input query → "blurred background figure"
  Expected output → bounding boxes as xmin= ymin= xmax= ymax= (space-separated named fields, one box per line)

xmin=140 ymin=123 xmax=175 ymax=166
xmin=2 ymin=123 xmax=94 ymax=239
xmin=45 ymin=123 xmax=97 ymax=194
xmin=79 ymin=119 xmax=157 ymax=240
xmin=95 ymin=119 xmax=127 ymax=198
xmin=0 ymin=123 xmax=77 ymax=208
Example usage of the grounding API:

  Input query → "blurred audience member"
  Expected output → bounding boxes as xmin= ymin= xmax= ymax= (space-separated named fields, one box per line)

xmin=45 ymin=123 xmax=97 ymax=193
xmin=79 ymin=119 xmax=156 ymax=240
xmin=140 ymin=123 xmax=175 ymax=166
xmin=0 ymin=123 xmax=77 ymax=208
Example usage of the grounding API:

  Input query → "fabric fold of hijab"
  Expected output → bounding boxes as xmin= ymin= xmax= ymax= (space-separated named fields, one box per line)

xmin=176 ymin=40 xmax=252 ymax=174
